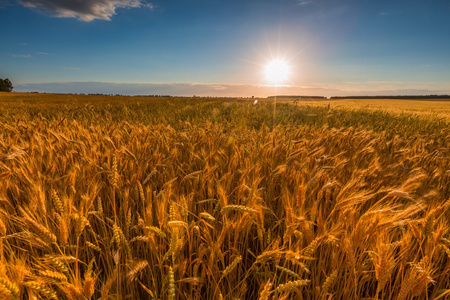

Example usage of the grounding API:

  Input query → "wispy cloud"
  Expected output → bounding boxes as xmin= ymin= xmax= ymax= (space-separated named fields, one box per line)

xmin=18 ymin=0 xmax=153 ymax=22
xmin=11 ymin=54 xmax=31 ymax=58
xmin=63 ymin=67 xmax=80 ymax=70
xmin=297 ymin=1 xmax=313 ymax=6
xmin=38 ymin=52 xmax=50 ymax=55
xmin=366 ymin=80 xmax=406 ymax=85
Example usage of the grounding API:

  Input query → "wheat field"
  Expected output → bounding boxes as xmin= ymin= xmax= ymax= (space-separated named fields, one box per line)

xmin=0 ymin=93 xmax=449 ymax=299
xmin=287 ymin=98 xmax=450 ymax=122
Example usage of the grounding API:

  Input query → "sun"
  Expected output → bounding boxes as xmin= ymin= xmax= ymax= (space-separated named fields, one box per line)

xmin=265 ymin=59 xmax=290 ymax=85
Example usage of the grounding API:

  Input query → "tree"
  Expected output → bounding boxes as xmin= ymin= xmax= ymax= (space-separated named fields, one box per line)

xmin=0 ymin=78 xmax=13 ymax=92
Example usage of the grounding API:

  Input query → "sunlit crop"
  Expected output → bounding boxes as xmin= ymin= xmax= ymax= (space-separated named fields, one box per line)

xmin=0 ymin=93 xmax=449 ymax=299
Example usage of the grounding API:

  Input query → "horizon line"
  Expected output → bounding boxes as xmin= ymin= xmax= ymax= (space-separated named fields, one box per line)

xmin=10 ymin=81 xmax=450 ymax=98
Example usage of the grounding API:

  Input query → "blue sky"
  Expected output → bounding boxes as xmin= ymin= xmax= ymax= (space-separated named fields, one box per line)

xmin=1 ymin=0 xmax=449 ymax=96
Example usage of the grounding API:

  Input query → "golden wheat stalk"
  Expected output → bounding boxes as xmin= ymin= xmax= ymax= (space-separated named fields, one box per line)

xmin=275 ymin=279 xmax=310 ymax=293
xmin=0 ymin=277 xmax=19 ymax=300
xmin=23 ymin=216 xmax=57 ymax=245
xmin=259 ymin=279 xmax=272 ymax=300
xmin=127 ymin=260 xmax=148 ymax=282
xmin=51 ymin=189 xmax=65 ymax=214
xmin=375 ymin=242 xmax=395 ymax=295
xmin=168 ymin=220 xmax=188 ymax=228
xmin=221 ymin=255 xmax=242 ymax=279
xmin=276 ymin=265 xmax=300 ymax=279
xmin=39 ymin=270 xmax=68 ymax=282
xmin=144 ymin=226 xmax=166 ymax=238
xmin=24 ymin=281 xmax=58 ymax=300
xmin=168 ymin=266 xmax=175 ymax=300
xmin=221 ymin=205 xmax=256 ymax=214
xmin=321 ymin=270 xmax=337 ymax=295
xmin=86 ymin=241 xmax=101 ymax=251
xmin=83 ymin=273 xmax=96 ymax=299
xmin=199 ymin=212 xmax=216 ymax=221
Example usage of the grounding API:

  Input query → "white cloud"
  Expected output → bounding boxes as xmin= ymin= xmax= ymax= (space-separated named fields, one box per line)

xmin=11 ymin=54 xmax=31 ymax=58
xmin=297 ymin=1 xmax=313 ymax=6
xmin=18 ymin=0 xmax=153 ymax=21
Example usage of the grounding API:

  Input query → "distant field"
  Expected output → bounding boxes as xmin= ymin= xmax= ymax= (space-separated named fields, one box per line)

xmin=2 ymin=92 xmax=450 ymax=123
xmin=0 ymin=92 xmax=449 ymax=299
xmin=275 ymin=97 xmax=450 ymax=121
xmin=2 ymin=92 xmax=450 ymax=118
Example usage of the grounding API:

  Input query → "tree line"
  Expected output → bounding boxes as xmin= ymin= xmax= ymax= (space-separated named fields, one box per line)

xmin=330 ymin=95 xmax=450 ymax=100
xmin=0 ymin=78 xmax=13 ymax=92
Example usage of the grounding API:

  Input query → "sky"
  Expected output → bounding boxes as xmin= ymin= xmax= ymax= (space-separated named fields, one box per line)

xmin=1 ymin=0 xmax=450 ymax=97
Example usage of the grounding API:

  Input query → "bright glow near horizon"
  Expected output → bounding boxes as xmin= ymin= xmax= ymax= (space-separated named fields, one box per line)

xmin=265 ymin=59 xmax=290 ymax=86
